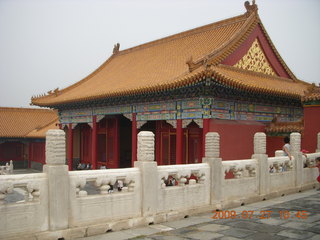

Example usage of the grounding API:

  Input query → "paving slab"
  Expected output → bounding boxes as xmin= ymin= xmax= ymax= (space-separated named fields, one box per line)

xmin=302 ymin=214 xmax=320 ymax=223
xmin=245 ymin=232 xmax=288 ymax=240
xmin=161 ymin=216 xmax=208 ymax=229
xmin=148 ymin=224 xmax=174 ymax=232
xmin=218 ymin=237 xmax=242 ymax=240
xmin=82 ymin=231 xmax=134 ymax=240
xmin=148 ymin=235 xmax=190 ymax=240
xmin=277 ymin=229 xmax=316 ymax=239
xmin=122 ymin=226 xmax=163 ymax=237
xmin=219 ymin=227 xmax=257 ymax=238
xmin=307 ymin=222 xmax=320 ymax=235
xmin=308 ymin=235 xmax=320 ymax=240
xmin=258 ymin=218 xmax=290 ymax=226
xmin=196 ymin=223 xmax=230 ymax=232
xmin=185 ymin=230 xmax=224 ymax=240
xmin=280 ymin=221 xmax=316 ymax=230
xmin=224 ymin=220 xmax=286 ymax=233
xmin=159 ymin=227 xmax=195 ymax=236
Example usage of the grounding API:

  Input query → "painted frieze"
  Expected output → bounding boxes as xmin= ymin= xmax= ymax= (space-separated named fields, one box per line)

xmin=181 ymin=109 xmax=203 ymax=119
xmin=181 ymin=100 xmax=202 ymax=110
xmin=93 ymin=105 xmax=131 ymax=115
xmin=211 ymin=98 xmax=302 ymax=122
xmin=58 ymin=97 xmax=302 ymax=124
xmin=135 ymin=101 xmax=176 ymax=112
xmin=136 ymin=111 xmax=176 ymax=121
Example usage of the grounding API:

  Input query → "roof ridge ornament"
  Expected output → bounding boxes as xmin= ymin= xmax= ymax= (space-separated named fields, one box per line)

xmin=305 ymin=83 xmax=320 ymax=93
xmin=244 ymin=0 xmax=258 ymax=15
xmin=186 ymin=56 xmax=197 ymax=72
xmin=113 ymin=43 xmax=120 ymax=54
xmin=302 ymin=83 xmax=320 ymax=102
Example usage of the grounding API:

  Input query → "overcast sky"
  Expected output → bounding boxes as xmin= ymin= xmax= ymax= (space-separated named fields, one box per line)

xmin=0 ymin=0 xmax=319 ymax=108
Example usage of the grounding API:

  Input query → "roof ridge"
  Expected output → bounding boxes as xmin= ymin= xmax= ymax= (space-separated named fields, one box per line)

xmin=256 ymin=16 xmax=297 ymax=80
xmin=0 ymin=107 xmax=55 ymax=112
xmin=197 ymin=10 xmax=258 ymax=68
xmin=25 ymin=117 xmax=59 ymax=136
xmin=31 ymin=55 xmax=117 ymax=104
xmin=117 ymin=13 xmax=248 ymax=56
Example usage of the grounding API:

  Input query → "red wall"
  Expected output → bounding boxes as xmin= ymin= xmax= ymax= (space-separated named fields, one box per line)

xmin=302 ymin=106 xmax=320 ymax=152
xmin=209 ymin=119 xmax=265 ymax=160
xmin=0 ymin=142 xmax=24 ymax=162
xmin=266 ymin=136 xmax=284 ymax=157
xmin=29 ymin=142 xmax=45 ymax=164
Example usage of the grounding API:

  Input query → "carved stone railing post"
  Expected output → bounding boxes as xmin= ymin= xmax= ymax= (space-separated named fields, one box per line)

xmin=202 ymin=132 xmax=222 ymax=206
xmin=317 ymin=133 xmax=320 ymax=153
xmin=43 ymin=129 xmax=69 ymax=231
xmin=134 ymin=131 xmax=158 ymax=217
xmin=290 ymin=132 xmax=302 ymax=189
xmin=252 ymin=132 xmax=269 ymax=196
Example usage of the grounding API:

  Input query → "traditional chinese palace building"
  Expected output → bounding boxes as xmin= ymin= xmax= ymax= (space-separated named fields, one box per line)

xmin=0 ymin=107 xmax=59 ymax=170
xmin=31 ymin=1 xmax=320 ymax=170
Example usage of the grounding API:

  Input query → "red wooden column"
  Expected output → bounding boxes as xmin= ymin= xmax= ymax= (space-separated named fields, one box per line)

xmin=155 ymin=121 xmax=161 ymax=165
xmin=67 ymin=123 xmax=73 ymax=171
xmin=202 ymin=118 xmax=210 ymax=159
xmin=25 ymin=143 xmax=31 ymax=169
xmin=91 ymin=116 xmax=97 ymax=170
xmin=176 ymin=119 xmax=183 ymax=164
xmin=115 ymin=117 xmax=119 ymax=168
xmin=131 ymin=113 xmax=137 ymax=166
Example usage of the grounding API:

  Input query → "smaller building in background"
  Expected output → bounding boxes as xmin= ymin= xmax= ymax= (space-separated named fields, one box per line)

xmin=0 ymin=107 xmax=59 ymax=170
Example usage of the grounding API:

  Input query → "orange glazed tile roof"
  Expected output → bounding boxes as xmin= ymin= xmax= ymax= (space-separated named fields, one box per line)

xmin=0 ymin=107 xmax=59 ymax=138
xmin=302 ymin=83 xmax=320 ymax=102
xmin=31 ymin=2 xmax=308 ymax=107
xmin=266 ymin=117 xmax=304 ymax=134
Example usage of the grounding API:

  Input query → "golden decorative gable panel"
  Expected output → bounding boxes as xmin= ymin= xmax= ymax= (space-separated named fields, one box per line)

xmin=234 ymin=39 xmax=276 ymax=76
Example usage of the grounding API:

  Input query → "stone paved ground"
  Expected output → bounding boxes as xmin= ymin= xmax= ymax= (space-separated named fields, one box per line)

xmin=82 ymin=189 xmax=320 ymax=240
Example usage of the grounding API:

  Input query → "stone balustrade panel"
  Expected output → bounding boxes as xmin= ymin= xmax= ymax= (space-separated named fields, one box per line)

xmin=222 ymin=159 xmax=257 ymax=179
xmin=222 ymin=159 xmax=258 ymax=200
xmin=268 ymin=156 xmax=294 ymax=173
xmin=302 ymin=152 xmax=320 ymax=185
xmin=304 ymin=152 xmax=320 ymax=167
xmin=157 ymin=163 xmax=210 ymax=212
xmin=0 ymin=173 xmax=48 ymax=238
xmin=268 ymin=156 xmax=295 ymax=192
xmin=68 ymin=168 xmax=141 ymax=226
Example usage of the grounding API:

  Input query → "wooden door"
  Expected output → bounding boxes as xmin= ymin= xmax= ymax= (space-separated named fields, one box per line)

xmin=80 ymin=125 xmax=92 ymax=164
xmin=188 ymin=128 xmax=202 ymax=164
xmin=106 ymin=117 xmax=119 ymax=168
